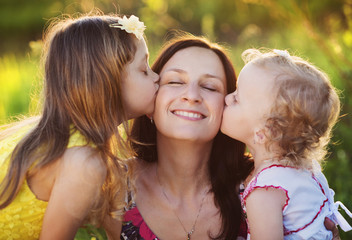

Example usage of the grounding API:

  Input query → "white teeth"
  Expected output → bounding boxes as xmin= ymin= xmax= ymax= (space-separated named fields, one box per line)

xmin=174 ymin=111 xmax=202 ymax=119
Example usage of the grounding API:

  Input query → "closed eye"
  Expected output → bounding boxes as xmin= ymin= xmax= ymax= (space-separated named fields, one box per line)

xmin=168 ymin=81 xmax=183 ymax=85
xmin=202 ymin=86 xmax=217 ymax=91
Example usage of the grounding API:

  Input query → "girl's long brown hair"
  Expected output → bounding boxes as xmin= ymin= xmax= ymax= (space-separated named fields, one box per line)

xmin=131 ymin=34 xmax=253 ymax=239
xmin=0 ymin=13 xmax=138 ymax=224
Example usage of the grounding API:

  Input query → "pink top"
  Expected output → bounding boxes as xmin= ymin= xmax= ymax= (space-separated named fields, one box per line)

xmin=121 ymin=203 xmax=248 ymax=239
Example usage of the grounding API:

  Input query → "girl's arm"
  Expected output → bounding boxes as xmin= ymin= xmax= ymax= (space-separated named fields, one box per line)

xmin=40 ymin=147 xmax=107 ymax=240
xmin=245 ymin=187 xmax=286 ymax=240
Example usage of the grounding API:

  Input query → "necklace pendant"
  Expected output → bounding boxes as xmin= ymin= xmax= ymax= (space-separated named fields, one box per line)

xmin=187 ymin=233 xmax=191 ymax=240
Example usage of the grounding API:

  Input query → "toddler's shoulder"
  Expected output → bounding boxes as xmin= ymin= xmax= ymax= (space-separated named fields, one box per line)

xmin=252 ymin=164 xmax=314 ymax=196
xmin=256 ymin=164 xmax=304 ymax=182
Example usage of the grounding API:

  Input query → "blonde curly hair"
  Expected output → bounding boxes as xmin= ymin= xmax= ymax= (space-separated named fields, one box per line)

xmin=242 ymin=48 xmax=340 ymax=170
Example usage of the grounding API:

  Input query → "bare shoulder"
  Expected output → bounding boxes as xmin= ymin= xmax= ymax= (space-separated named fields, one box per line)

xmin=40 ymin=147 xmax=108 ymax=239
xmin=51 ymin=146 xmax=108 ymax=207
xmin=60 ymin=146 xmax=107 ymax=184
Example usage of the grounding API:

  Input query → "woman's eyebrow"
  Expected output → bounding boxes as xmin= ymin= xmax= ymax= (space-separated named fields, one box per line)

xmin=163 ymin=68 xmax=186 ymax=74
xmin=162 ymin=69 xmax=221 ymax=79
xmin=203 ymin=73 xmax=223 ymax=81
xmin=159 ymin=68 xmax=186 ymax=78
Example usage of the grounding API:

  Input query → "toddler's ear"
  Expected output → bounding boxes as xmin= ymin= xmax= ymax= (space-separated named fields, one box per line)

xmin=253 ymin=128 xmax=267 ymax=145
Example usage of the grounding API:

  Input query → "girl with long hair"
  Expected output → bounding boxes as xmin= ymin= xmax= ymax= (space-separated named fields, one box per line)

xmin=0 ymin=13 xmax=159 ymax=239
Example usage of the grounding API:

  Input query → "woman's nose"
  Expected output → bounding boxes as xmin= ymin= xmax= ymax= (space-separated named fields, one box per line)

xmin=182 ymin=83 xmax=202 ymax=103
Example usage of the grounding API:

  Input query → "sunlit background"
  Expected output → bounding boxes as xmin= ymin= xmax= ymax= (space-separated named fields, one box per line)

xmin=1 ymin=0 xmax=351 ymax=239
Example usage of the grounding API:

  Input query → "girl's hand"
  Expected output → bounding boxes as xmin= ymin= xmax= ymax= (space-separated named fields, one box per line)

xmin=324 ymin=217 xmax=341 ymax=240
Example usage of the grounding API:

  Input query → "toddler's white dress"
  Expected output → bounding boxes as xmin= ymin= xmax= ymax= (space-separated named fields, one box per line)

xmin=241 ymin=164 xmax=352 ymax=240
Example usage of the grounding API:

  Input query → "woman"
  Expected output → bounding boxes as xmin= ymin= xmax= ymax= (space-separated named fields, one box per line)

xmin=119 ymin=34 xmax=339 ymax=240
xmin=121 ymin=34 xmax=253 ymax=240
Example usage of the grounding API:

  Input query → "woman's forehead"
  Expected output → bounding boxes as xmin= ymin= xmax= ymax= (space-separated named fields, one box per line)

xmin=162 ymin=47 xmax=225 ymax=76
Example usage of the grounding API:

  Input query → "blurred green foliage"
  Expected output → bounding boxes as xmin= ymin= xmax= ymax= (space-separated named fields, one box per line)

xmin=0 ymin=0 xmax=351 ymax=239
xmin=74 ymin=224 xmax=107 ymax=240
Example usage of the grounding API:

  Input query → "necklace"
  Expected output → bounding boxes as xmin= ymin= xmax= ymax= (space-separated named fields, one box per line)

xmin=156 ymin=166 xmax=208 ymax=240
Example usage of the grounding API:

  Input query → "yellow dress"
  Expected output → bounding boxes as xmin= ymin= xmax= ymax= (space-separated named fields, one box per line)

xmin=0 ymin=125 xmax=89 ymax=240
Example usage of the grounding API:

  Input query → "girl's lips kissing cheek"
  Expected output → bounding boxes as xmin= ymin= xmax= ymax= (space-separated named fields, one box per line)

xmin=172 ymin=110 xmax=205 ymax=120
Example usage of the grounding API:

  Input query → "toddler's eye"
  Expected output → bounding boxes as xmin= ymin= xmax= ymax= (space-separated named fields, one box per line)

xmin=142 ymin=68 xmax=148 ymax=76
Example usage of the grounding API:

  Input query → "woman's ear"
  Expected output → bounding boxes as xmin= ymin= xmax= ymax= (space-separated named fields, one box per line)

xmin=146 ymin=114 xmax=154 ymax=124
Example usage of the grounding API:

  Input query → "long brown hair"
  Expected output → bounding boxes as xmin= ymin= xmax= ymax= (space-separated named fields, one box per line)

xmin=131 ymin=34 xmax=253 ymax=239
xmin=0 ymin=13 xmax=138 ymax=224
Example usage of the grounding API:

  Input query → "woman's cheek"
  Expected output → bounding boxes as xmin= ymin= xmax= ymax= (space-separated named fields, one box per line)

xmin=213 ymin=96 xmax=226 ymax=126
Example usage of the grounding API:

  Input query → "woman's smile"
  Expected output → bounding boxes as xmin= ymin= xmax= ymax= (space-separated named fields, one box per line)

xmin=172 ymin=109 xmax=206 ymax=120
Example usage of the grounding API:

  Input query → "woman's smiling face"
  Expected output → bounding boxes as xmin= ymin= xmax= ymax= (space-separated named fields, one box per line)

xmin=153 ymin=46 xmax=227 ymax=142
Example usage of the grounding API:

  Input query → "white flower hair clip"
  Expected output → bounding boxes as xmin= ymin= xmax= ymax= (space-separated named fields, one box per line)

xmin=273 ymin=49 xmax=291 ymax=58
xmin=109 ymin=15 xmax=146 ymax=40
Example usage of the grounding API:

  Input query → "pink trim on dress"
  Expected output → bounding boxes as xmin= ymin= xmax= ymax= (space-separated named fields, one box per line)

xmin=242 ymin=164 xmax=290 ymax=211
xmin=284 ymin=198 xmax=328 ymax=235
xmin=284 ymin=173 xmax=329 ymax=235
